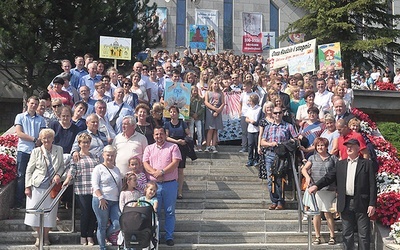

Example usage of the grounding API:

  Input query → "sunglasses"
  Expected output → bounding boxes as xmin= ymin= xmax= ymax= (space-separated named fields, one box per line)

xmin=273 ymin=111 xmax=283 ymax=115
xmin=52 ymin=104 xmax=62 ymax=108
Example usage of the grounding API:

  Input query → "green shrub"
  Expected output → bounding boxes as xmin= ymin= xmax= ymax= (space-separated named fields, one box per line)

xmin=377 ymin=122 xmax=400 ymax=152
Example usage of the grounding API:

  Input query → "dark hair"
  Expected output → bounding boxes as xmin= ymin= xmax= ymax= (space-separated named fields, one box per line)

xmin=168 ymin=105 xmax=179 ymax=113
xmin=304 ymin=90 xmax=315 ymax=99
xmin=73 ymin=101 xmax=88 ymax=114
xmin=313 ymin=137 xmax=329 ymax=148
xmin=53 ymin=77 xmax=64 ymax=85
xmin=307 ymin=106 xmax=319 ymax=114
xmin=101 ymin=75 xmax=110 ymax=81
xmin=38 ymin=91 xmax=51 ymax=101
xmin=172 ymin=69 xmax=180 ymax=75
xmin=153 ymin=126 xmax=166 ymax=134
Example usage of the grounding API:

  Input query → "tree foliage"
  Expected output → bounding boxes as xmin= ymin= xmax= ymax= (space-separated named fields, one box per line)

xmin=0 ymin=0 xmax=160 ymax=100
xmin=283 ymin=0 xmax=400 ymax=76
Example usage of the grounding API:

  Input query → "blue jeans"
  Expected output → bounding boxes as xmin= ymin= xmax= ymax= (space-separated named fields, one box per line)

xmin=189 ymin=118 xmax=203 ymax=146
xmin=92 ymin=198 xmax=121 ymax=250
xmin=157 ymin=180 xmax=178 ymax=241
xmin=247 ymin=132 xmax=259 ymax=162
xmin=264 ymin=151 xmax=284 ymax=205
xmin=240 ymin=116 xmax=248 ymax=148
xmin=15 ymin=151 xmax=31 ymax=208
xmin=77 ymin=194 xmax=96 ymax=238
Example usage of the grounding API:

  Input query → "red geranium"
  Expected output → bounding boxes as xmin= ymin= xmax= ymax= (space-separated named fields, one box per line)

xmin=0 ymin=134 xmax=18 ymax=186
xmin=374 ymin=192 xmax=400 ymax=226
xmin=0 ymin=134 xmax=18 ymax=148
xmin=351 ymin=108 xmax=377 ymax=129
xmin=376 ymin=81 xmax=397 ymax=91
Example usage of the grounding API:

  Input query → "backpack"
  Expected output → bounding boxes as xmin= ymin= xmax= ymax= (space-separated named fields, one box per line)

xmin=271 ymin=139 xmax=299 ymax=177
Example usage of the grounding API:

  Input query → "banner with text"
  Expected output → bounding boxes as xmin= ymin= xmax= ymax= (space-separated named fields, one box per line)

xmin=195 ymin=9 xmax=218 ymax=52
xmin=269 ymin=38 xmax=316 ymax=71
xmin=318 ymin=42 xmax=342 ymax=71
xmin=242 ymin=12 xmax=263 ymax=53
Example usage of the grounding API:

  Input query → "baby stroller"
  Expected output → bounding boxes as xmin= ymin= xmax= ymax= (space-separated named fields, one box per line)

xmin=119 ymin=200 xmax=159 ymax=250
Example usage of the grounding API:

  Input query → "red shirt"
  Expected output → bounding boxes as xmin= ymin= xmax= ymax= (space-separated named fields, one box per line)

xmin=49 ymin=90 xmax=73 ymax=107
xmin=337 ymin=131 xmax=367 ymax=159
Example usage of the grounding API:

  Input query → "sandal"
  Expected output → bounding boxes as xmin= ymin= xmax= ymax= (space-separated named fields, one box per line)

xmin=312 ymin=237 xmax=321 ymax=245
xmin=328 ymin=237 xmax=336 ymax=245
xmin=177 ymin=194 xmax=183 ymax=199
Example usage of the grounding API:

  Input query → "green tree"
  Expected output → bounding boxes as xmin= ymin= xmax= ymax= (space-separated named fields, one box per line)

xmin=0 ymin=0 xmax=160 ymax=103
xmin=283 ymin=0 xmax=400 ymax=77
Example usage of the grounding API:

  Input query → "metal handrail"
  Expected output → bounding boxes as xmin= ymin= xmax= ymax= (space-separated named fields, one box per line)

xmin=25 ymin=159 xmax=76 ymax=250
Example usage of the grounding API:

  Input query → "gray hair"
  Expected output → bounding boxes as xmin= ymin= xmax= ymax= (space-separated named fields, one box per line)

xmin=123 ymin=115 xmax=136 ymax=126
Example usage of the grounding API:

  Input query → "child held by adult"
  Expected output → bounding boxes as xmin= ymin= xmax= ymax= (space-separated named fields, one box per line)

xmin=127 ymin=156 xmax=148 ymax=195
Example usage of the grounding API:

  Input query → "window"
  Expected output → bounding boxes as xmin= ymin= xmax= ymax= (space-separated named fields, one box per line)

xmin=270 ymin=1 xmax=279 ymax=48
xmin=223 ymin=0 xmax=233 ymax=50
xmin=176 ymin=0 xmax=186 ymax=47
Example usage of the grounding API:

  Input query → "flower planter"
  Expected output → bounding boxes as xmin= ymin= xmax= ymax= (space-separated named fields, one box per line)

xmin=0 ymin=180 xmax=15 ymax=220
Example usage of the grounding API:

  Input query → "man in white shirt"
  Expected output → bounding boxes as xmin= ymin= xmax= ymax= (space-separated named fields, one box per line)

xmin=314 ymin=79 xmax=333 ymax=113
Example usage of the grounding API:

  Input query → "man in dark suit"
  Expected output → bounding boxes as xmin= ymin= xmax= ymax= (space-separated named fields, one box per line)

xmin=309 ymin=138 xmax=377 ymax=250
xmin=333 ymin=99 xmax=355 ymax=124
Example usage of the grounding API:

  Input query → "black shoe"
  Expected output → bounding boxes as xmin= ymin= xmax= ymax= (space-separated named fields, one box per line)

xmin=166 ymin=239 xmax=174 ymax=246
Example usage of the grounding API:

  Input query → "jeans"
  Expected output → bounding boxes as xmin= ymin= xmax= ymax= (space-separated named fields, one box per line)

xmin=15 ymin=151 xmax=31 ymax=208
xmin=92 ymin=198 xmax=121 ymax=250
xmin=240 ymin=116 xmax=248 ymax=149
xmin=189 ymin=118 xmax=203 ymax=146
xmin=77 ymin=194 xmax=96 ymax=238
xmin=265 ymin=151 xmax=284 ymax=205
xmin=157 ymin=180 xmax=178 ymax=241
xmin=247 ymin=132 xmax=259 ymax=162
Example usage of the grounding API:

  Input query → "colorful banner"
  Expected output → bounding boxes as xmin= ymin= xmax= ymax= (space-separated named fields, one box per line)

xmin=318 ymin=42 xmax=342 ymax=71
xmin=262 ymin=32 xmax=276 ymax=50
xmin=163 ymin=81 xmax=191 ymax=121
xmin=219 ymin=92 xmax=241 ymax=141
xmin=189 ymin=25 xmax=208 ymax=50
xmin=287 ymin=33 xmax=305 ymax=45
xmin=99 ymin=36 xmax=132 ymax=60
xmin=269 ymin=38 xmax=316 ymax=70
xmin=242 ymin=12 xmax=263 ymax=53
xmin=154 ymin=7 xmax=168 ymax=47
xmin=195 ymin=9 xmax=218 ymax=52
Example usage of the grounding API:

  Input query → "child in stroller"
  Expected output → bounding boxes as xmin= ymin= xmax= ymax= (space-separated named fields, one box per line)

xmin=119 ymin=181 xmax=159 ymax=250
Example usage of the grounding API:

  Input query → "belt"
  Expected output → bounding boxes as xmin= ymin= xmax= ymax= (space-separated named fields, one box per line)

xmin=157 ymin=179 xmax=176 ymax=184
xmin=346 ymin=195 xmax=354 ymax=199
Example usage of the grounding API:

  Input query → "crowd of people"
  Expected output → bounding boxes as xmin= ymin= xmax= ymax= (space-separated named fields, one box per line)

xmin=13 ymin=49 xmax=379 ymax=249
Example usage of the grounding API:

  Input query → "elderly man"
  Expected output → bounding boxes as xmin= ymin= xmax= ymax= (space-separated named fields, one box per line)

xmin=71 ymin=114 xmax=108 ymax=162
xmin=260 ymin=106 xmax=297 ymax=210
xmin=309 ymin=139 xmax=377 ymax=250
xmin=80 ymin=62 xmax=102 ymax=96
xmin=79 ymin=85 xmax=96 ymax=118
xmin=333 ymin=99 xmax=354 ymax=123
xmin=143 ymin=127 xmax=181 ymax=246
xmin=112 ymin=115 xmax=148 ymax=175
xmin=106 ymin=87 xmax=133 ymax=134
xmin=94 ymin=100 xmax=116 ymax=144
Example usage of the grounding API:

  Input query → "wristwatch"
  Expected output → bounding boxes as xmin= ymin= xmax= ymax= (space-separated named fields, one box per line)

xmin=161 ymin=169 xmax=165 ymax=176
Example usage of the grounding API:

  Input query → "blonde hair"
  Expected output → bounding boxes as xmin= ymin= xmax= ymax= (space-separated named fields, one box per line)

xmin=39 ymin=128 xmax=55 ymax=139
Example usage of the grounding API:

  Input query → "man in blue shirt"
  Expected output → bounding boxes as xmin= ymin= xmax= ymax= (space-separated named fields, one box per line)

xmin=70 ymin=56 xmax=88 ymax=87
xmin=14 ymin=96 xmax=46 ymax=209
xmin=79 ymin=62 xmax=102 ymax=96
xmin=106 ymin=87 xmax=133 ymax=134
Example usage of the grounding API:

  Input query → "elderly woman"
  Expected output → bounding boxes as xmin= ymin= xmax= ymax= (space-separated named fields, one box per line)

xmin=24 ymin=128 xmax=64 ymax=247
xmin=135 ymin=103 xmax=155 ymax=144
xmin=320 ymin=114 xmax=339 ymax=155
xmin=64 ymin=133 xmax=99 ymax=246
xmin=91 ymin=145 xmax=122 ymax=249
xmin=296 ymin=91 xmax=324 ymax=127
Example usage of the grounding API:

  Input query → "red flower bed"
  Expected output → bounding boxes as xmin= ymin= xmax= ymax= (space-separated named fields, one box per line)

xmin=0 ymin=134 xmax=18 ymax=186
xmin=376 ymin=82 xmax=397 ymax=91
xmin=351 ymin=108 xmax=377 ymax=129
xmin=374 ymin=192 xmax=400 ymax=226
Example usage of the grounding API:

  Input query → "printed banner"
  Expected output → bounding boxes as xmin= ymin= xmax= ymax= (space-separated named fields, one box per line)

xmin=99 ymin=36 xmax=132 ymax=60
xmin=318 ymin=42 xmax=342 ymax=71
xmin=195 ymin=9 xmax=218 ymax=52
xmin=287 ymin=33 xmax=305 ymax=45
xmin=154 ymin=7 xmax=168 ymax=47
xmin=189 ymin=25 xmax=208 ymax=50
xmin=163 ymin=81 xmax=191 ymax=121
xmin=219 ymin=92 xmax=241 ymax=141
xmin=262 ymin=32 xmax=276 ymax=50
xmin=269 ymin=38 xmax=316 ymax=70
xmin=242 ymin=12 xmax=263 ymax=53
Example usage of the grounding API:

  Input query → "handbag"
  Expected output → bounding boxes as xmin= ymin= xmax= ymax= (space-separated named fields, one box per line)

xmin=50 ymin=182 xmax=62 ymax=199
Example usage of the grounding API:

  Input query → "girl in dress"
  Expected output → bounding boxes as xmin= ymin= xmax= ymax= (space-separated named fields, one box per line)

xmin=137 ymin=181 xmax=158 ymax=212
xmin=127 ymin=156 xmax=148 ymax=195
xmin=119 ymin=172 xmax=141 ymax=212
xmin=204 ymin=78 xmax=225 ymax=153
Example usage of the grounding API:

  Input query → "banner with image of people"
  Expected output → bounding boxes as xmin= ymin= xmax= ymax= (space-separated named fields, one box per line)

xmin=318 ymin=42 xmax=342 ymax=71
xmin=195 ymin=9 xmax=218 ymax=52
xmin=242 ymin=12 xmax=263 ymax=53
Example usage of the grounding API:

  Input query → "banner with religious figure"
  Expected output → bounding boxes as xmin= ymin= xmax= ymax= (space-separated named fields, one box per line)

xmin=195 ymin=9 xmax=218 ymax=52
xmin=242 ymin=12 xmax=263 ymax=53
xmin=262 ymin=32 xmax=276 ymax=50
xmin=163 ymin=81 xmax=191 ymax=121
xmin=189 ymin=25 xmax=208 ymax=50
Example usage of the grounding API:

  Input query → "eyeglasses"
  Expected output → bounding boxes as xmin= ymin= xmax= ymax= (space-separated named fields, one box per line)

xmin=142 ymin=68 xmax=148 ymax=71
xmin=52 ymin=104 xmax=62 ymax=108
xmin=273 ymin=111 xmax=283 ymax=115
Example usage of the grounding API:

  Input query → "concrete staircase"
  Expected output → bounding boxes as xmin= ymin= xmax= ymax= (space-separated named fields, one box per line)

xmin=0 ymin=145 xmax=361 ymax=249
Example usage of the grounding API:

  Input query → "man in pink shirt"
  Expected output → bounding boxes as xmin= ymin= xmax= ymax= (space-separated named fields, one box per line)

xmin=143 ymin=126 xmax=181 ymax=246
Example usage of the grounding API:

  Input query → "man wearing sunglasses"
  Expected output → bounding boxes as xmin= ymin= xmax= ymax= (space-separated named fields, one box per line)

xmin=260 ymin=106 xmax=297 ymax=210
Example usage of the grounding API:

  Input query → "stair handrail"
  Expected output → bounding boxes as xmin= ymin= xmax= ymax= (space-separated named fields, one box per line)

xmin=25 ymin=156 xmax=76 ymax=250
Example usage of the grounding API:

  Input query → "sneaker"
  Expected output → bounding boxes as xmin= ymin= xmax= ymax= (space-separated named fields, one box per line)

xmin=252 ymin=161 xmax=259 ymax=167
xmin=166 ymin=239 xmax=174 ymax=246
xmin=211 ymin=146 xmax=218 ymax=153
xmin=239 ymin=148 xmax=248 ymax=153
xmin=197 ymin=146 xmax=202 ymax=152
xmin=245 ymin=161 xmax=253 ymax=167
xmin=204 ymin=146 xmax=210 ymax=152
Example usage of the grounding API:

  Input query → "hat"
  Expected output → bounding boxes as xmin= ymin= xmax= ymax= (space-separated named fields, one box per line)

xmin=53 ymin=77 xmax=64 ymax=85
xmin=343 ymin=139 xmax=360 ymax=146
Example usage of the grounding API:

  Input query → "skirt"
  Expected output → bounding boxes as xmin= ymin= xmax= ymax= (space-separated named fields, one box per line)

xmin=24 ymin=187 xmax=58 ymax=228
xmin=303 ymin=189 xmax=336 ymax=212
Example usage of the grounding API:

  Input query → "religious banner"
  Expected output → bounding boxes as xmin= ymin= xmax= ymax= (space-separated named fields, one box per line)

xmin=287 ymin=33 xmax=305 ymax=45
xmin=189 ymin=25 xmax=208 ymax=50
xmin=99 ymin=36 xmax=132 ymax=60
xmin=242 ymin=12 xmax=263 ymax=53
xmin=262 ymin=32 xmax=276 ymax=50
xmin=163 ymin=81 xmax=191 ymax=121
xmin=154 ymin=7 xmax=168 ymax=47
xmin=318 ymin=42 xmax=342 ymax=71
xmin=269 ymin=38 xmax=316 ymax=70
xmin=195 ymin=9 xmax=218 ymax=52
xmin=219 ymin=92 xmax=241 ymax=141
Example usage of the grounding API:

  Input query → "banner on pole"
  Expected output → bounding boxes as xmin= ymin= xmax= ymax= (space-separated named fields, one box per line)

xmin=99 ymin=36 xmax=132 ymax=60
xmin=318 ymin=42 xmax=342 ymax=71
xmin=242 ymin=12 xmax=263 ymax=53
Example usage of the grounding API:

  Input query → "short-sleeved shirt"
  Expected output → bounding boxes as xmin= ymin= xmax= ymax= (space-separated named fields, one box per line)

xmin=14 ymin=112 xmax=46 ymax=153
xmin=69 ymin=154 xmax=99 ymax=195
xmin=164 ymin=120 xmax=188 ymax=140
xmin=337 ymin=131 xmax=367 ymax=159
xmin=143 ymin=141 xmax=182 ymax=182
xmin=262 ymin=121 xmax=298 ymax=150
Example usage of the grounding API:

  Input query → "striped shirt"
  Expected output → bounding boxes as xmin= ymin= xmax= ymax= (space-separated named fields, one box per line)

xmin=69 ymin=154 xmax=99 ymax=195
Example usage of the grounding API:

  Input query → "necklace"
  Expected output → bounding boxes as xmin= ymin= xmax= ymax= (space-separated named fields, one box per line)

xmin=137 ymin=124 xmax=147 ymax=135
